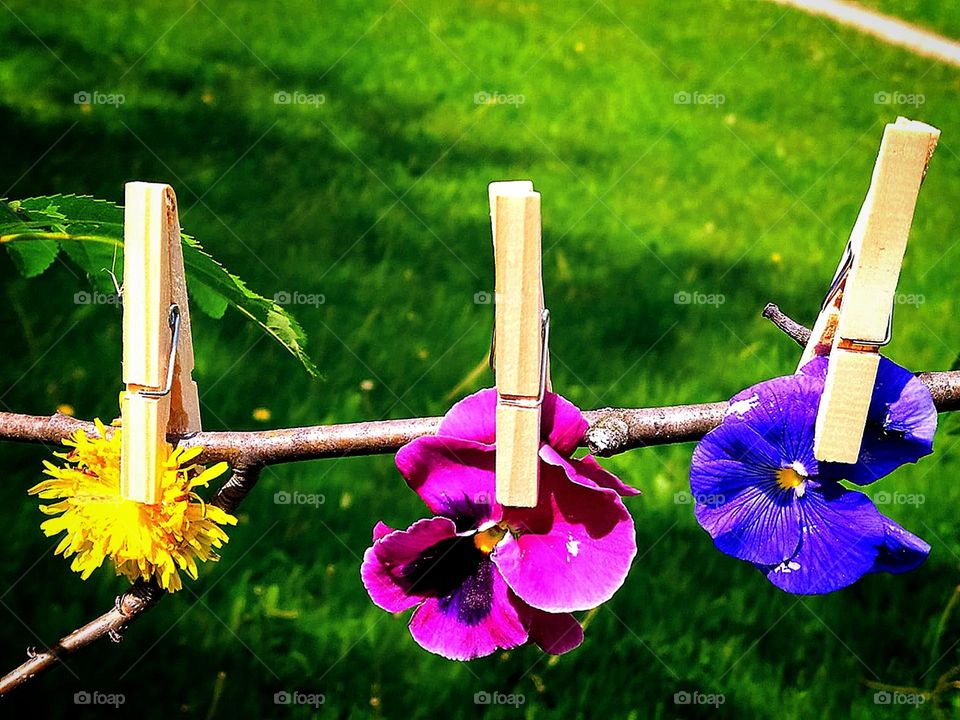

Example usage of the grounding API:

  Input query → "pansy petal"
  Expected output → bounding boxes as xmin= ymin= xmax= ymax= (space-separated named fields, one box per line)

xmin=692 ymin=429 xmax=799 ymax=564
xmin=760 ymin=481 xmax=884 ymax=594
xmin=690 ymin=419 xmax=786 ymax=502
xmin=691 ymin=423 xmax=804 ymax=564
xmin=493 ymin=464 xmax=636 ymax=612
xmin=437 ymin=389 xmax=587 ymax=456
xmin=726 ymin=374 xmax=821 ymax=473
xmin=871 ymin=360 xmax=936 ymax=444
xmin=694 ymin=483 xmax=803 ymax=566
xmin=395 ymin=436 xmax=500 ymax=528
xmin=541 ymin=392 xmax=589 ymax=456
xmin=540 ymin=444 xmax=640 ymax=497
xmin=372 ymin=521 xmax=395 ymax=542
xmin=515 ymin=598 xmax=583 ymax=655
xmin=802 ymin=357 xmax=936 ymax=485
xmin=691 ymin=376 xmax=829 ymax=565
xmin=361 ymin=517 xmax=458 ymax=613
xmin=870 ymin=515 xmax=930 ymax=575
xmin=437 ymin=388 xmax=497 ymax=444
xmin=408 ymin=558 xmax=527 ymax=660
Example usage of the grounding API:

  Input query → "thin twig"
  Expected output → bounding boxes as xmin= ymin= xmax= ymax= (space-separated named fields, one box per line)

xmin=0 ymin=579 xmax=163 ymax=696
xmin=762 ymin=303 xmax=812 ymax=346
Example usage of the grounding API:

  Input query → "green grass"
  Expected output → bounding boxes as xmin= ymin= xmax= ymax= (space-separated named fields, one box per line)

xmin=1 ymin=0 xmax=960 ymax=717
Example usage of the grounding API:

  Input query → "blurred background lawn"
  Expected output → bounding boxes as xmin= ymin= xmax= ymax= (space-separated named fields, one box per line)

xmin=1 ymin=0 xmax=960 ymax=717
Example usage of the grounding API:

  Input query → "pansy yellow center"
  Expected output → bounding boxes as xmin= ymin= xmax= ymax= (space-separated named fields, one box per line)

xmin=776 ymin=461 xmax=808 ymax=496
xmin=473 ymin=523 xmax=508 ymax=554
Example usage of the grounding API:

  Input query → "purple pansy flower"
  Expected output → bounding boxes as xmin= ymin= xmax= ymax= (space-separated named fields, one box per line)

xmin=799 ymin=357 xmax=938 ymax=484
xmin=361 ymin=389 xmax=638 ymax=660
xmin=690 ymin=356 xmax=936 ymax=595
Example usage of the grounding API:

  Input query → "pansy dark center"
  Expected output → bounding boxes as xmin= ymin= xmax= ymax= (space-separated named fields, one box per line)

xmin=473 ymin=523 xmax=508 ymax=554
xmin=399 ymin=531 xmax=499 ymax=627
xmin=776 ymin=461 xmax=808 ymax=496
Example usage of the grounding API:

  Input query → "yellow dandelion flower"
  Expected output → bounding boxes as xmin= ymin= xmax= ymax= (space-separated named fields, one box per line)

xmin=29 ymin=419 xmax=237 ymax=592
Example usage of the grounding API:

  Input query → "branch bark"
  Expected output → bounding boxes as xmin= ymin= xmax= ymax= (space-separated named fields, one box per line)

xmin=762 ymin=302 xmax=812 ymax=346
xmin=0 ymin=304 xmax=957 ymax=693
xmin=0 ymin=579 xmax=163 ymax=696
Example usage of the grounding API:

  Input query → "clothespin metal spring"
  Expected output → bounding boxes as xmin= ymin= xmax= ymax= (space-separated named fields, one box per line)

xmin=819 ymin=241 xmax=894 ymax=349
xmin=138 ymin=304 xmax=181 ymax=398
xmin=494 ymin=308 xmax=551 ymax=408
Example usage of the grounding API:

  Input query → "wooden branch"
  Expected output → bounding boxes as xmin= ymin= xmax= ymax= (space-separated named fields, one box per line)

xmin=584 ymin=401 xmax=727 ymax=456
xmin=1 ymin=364 xmax=957 ymax=463
xmin=0 ymin=412 xmax=443 ymax=466
xmin=210 ymin=464 xmax=263 ymax=516
xmin=0 ymin=579 xmax=163 ymax=696
xmin=1 ymin=303 xmax=959 ymax=694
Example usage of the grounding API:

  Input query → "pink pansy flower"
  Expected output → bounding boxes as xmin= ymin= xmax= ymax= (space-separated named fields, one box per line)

xmin=361 ymin=389 xmax=638 ymax=661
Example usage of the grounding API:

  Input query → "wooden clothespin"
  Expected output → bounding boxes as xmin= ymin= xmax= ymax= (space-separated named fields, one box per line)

xmin=120 ymin=182 xmax=202 ymax=504
xmin=799 ymin=118 xmax=939 ymax=463
xmin=489 ymin=181 xmax=549 ymax=507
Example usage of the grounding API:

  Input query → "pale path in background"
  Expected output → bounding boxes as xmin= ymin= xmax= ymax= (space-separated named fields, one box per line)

xmin=770 ymin=0 xmax=960 ymax=66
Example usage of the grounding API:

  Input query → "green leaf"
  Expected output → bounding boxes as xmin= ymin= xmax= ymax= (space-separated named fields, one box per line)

xmin=0 ymin=200 xmax=58 ymax=277
xmin=5 ymin=235 xmax=60 ymax=277
xmin=181 ymin=234 xmax=319 ymax=377
xmin=188 ymin=277 xmax=230 ymax=319
xmin=2 ymin=195 xmax=127 ymax=291
xmin=0 ymin=194 xmax=318 ymax=377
